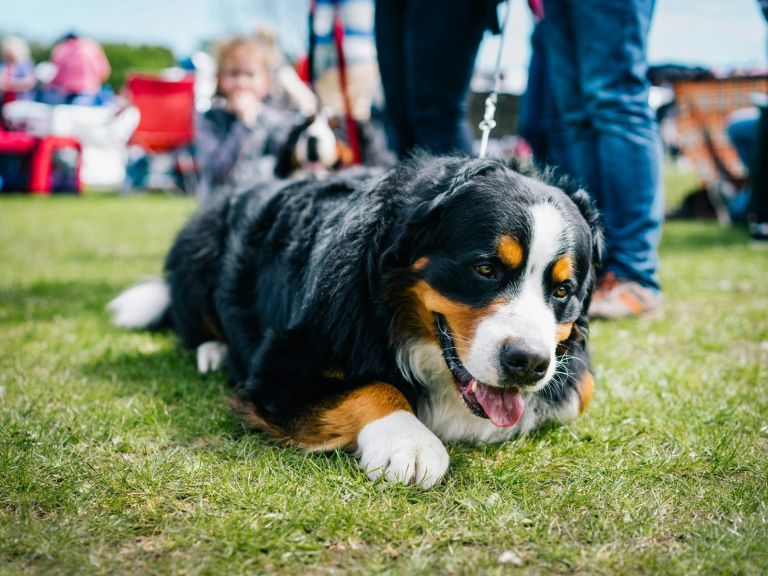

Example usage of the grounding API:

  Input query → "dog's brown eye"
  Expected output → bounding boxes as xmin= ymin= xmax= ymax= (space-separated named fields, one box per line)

xmin=474 ymin=264 xmax=495 ymax=278
xmin=553 ymin=285 xmax=570 ymax=299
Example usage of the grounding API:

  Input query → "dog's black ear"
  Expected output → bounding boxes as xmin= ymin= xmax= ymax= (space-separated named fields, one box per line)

xmin=274 ymin=118 xmax=312 ymax=179
xmin=375 ymin=196 xmax=439 ymax=281
xmin=565 ymin=187 xmax=603 ymax=333
xmin=378 ymin=157 xmax=504 ymax=274
xmin=569 ymin=187 xmax=604 ymax=268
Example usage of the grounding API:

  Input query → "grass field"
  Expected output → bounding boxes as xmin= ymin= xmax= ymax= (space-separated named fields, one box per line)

xmin=1 ymin=179 xmax=767 ymax=574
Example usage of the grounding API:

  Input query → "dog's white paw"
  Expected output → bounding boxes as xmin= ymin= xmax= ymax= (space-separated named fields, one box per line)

xmin=356 ymin=411 xmax=449 ymax=489
xmin=196 ymin=341 xmax=229 ymax=373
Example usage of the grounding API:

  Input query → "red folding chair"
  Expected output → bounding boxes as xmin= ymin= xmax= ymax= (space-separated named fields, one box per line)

xmin=125 ymin=73 xmax=196 ymax=193
xmin=0 ymin=128 xmax=82 ymax=194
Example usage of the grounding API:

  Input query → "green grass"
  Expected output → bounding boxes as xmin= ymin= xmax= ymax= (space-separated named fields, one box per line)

xmin=1 ymin=183 xmax=767 ymax=575
xmin=663 ymin=159 xmax=700 ymax=213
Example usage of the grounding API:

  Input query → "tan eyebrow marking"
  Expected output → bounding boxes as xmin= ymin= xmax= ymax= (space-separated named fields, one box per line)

xmin=552 ymin=255 xmax=573 ymax=283
xmin=498 ymin=235 xmax=523 ymax=268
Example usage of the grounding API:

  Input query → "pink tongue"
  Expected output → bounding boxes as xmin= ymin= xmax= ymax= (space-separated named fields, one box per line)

xmin=473 ymin=380 xmax=525 ymax=427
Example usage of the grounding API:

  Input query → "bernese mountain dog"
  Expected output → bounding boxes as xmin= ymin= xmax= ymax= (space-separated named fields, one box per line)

xmin=109 ymin=155 xmax=602 ymax=488
xmin=274 ymin=114 xmax=344 ymax=178
xmin=275 ymin=113 xmax=395 ymax=179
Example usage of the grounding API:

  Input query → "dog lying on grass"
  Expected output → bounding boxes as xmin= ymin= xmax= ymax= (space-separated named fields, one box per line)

xmin=109 ymin=155 xmax=602 ymax=488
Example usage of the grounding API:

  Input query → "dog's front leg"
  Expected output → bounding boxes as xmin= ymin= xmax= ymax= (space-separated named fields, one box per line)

xmin=356 ymin=408 xmax=450 ymax=489
xmin=295 ymin=382 xmax=450 ymax=488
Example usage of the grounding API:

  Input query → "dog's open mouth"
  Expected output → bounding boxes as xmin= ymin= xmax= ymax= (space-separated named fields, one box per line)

xmin=434 ymin=313 xmax=524 ymax=427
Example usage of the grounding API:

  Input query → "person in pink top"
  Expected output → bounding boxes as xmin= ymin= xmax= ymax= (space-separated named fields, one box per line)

xmin=49 ymin=33 xmax=111 ymax=105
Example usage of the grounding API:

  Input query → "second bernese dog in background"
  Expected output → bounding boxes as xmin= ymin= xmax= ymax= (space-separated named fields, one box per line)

xmin=274 ymin=113 xmax=344 ymax=178
xmin=109 ymin=155 xmax=602 ymax=488
xmin=275 ymin=112 xmax=395 ymax=179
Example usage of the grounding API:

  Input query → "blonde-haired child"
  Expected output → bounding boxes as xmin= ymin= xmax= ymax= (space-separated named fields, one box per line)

xmin=195 ymin=36 xmax=297 ymax=207
xmin=0 ymin=36 xmax=36 ymax=105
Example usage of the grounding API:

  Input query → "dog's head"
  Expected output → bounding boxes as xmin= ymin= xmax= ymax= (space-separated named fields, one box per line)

xmin=275 ymin=112 xmax=356 ymax=178
xmin=379 ymin=157 xmax=601 ymax=427
xmin=294 ymin=114 xmax=341 ymax=170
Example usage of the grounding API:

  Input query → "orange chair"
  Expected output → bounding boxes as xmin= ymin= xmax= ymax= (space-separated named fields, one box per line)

xmin=674 ymin=76 xmax=768 ymax=189
xmin=124 ymin=73 xmax=196 ymax=193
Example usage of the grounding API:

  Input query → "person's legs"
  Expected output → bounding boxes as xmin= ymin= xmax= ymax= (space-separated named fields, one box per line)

xmin=544 ymin=0 xmax=663 ymax=294
xmin=403 ymin=0 xmax=488 ymax=155
xmin=538 ymin=3 xmax=595 ymax=197
xmin=749 ymin=106 xmax=768 ymax=242
xmin=519 ymin=21 xmax=562 ymax=165
xmin=375 ymin=0 xmax=415 ymax=157
xmin=721 ymin=109 xmax=759 ymax=223
xmin=727 ymin=109 xmax=760 ymax=169
xmin=518 ymin=24 xmax=547 ymax=159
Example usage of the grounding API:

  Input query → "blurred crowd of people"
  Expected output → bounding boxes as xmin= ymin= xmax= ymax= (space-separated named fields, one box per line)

xmin=0 ymin=33 xmax=113 ymax=110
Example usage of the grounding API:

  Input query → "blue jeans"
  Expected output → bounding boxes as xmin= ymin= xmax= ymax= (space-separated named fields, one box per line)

xmin=519 ymin=21 xmax=562 ymax=165
xmin=725 ymin=111 xmax=760 ymax=221
xmin=541 ymin=0 xmax=664 ymax=291
xmin=727 ymin=110 xmax=760 ymax=169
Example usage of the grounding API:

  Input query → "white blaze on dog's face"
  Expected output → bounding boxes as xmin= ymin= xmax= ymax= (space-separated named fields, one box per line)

xmin=464 ymin=203 xmax=570 ymax=392
xmin=394 ymin=170 xmax=595 ymax=431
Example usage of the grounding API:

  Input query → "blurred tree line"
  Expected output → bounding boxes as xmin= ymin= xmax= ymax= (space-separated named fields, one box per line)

xmin=29 ymin=41 xmax=176 ymax=91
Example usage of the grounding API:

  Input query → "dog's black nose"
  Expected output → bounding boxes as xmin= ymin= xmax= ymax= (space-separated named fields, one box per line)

xmin=500 ymin=342 xmax=550 ymax=384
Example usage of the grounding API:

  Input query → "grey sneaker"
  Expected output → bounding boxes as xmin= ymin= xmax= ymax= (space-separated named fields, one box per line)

xmin=588 ymin=273 xmax=663 ymax=320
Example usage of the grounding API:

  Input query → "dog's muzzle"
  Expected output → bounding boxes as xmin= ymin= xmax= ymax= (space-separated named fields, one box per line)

xmin=435 ymin=313 xmax=525 ymax=427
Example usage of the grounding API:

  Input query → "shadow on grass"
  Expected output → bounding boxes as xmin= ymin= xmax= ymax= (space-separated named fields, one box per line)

xmin=79 ymin=348 xmax=362 ymax=474
xmin=0 ymin=279 xmax=121 ymax=323
xmin=660 ymin=221 xmax=749 ymax=253
xmin=78 ymin=345 xmax=251 ymax=437
xmin=81 ymin=347 xmax=209 ymax=400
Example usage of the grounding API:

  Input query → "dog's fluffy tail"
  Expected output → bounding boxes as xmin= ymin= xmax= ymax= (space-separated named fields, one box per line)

xmin=107 ymin=277 xmax=171 ymax=330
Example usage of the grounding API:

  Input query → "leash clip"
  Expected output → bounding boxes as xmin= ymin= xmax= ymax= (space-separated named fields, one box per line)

xmin=478 ymin=92 xmax=498 ymax=159
xmin=477 ymin=0 xmax=512 ymax=159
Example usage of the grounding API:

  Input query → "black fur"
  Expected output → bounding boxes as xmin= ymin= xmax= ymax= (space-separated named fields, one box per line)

xmin=163 ymin=155 xmax=601 ymax=429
